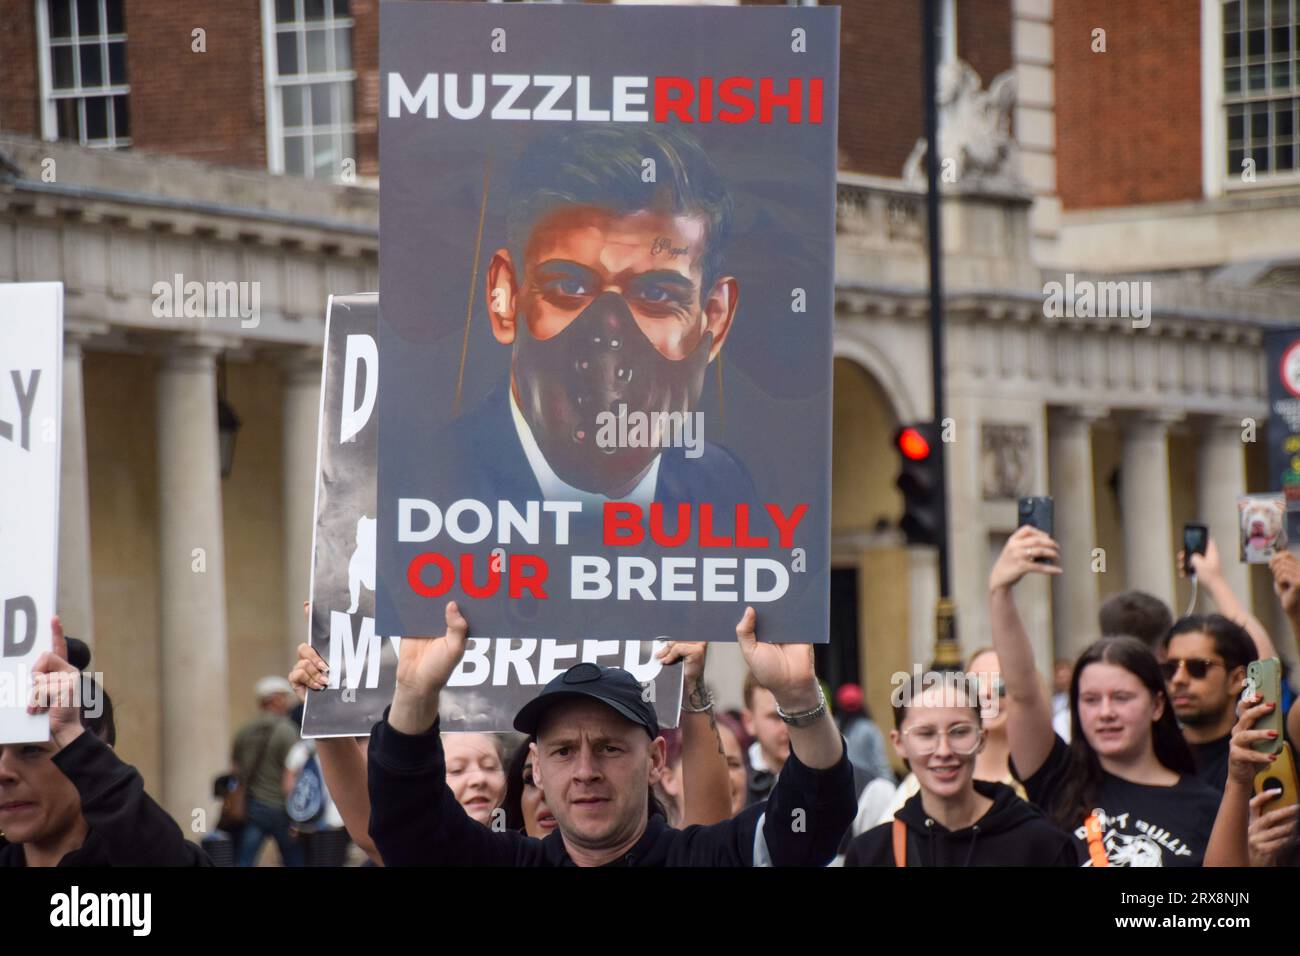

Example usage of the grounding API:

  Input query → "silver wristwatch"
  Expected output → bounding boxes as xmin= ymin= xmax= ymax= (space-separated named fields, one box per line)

xmin=776 ymin=687 xmax=827 ymax=727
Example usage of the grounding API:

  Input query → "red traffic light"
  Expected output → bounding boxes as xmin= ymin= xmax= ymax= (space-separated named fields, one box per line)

xmin=897 ymin=427 xmax=931 ymax=461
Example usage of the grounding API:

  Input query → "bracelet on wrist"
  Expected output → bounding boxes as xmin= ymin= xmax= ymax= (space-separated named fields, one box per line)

xmin=776 ymin=687 xmax=827 ymax=727
xmin=680 ymin=685 xmax=715 ymax=713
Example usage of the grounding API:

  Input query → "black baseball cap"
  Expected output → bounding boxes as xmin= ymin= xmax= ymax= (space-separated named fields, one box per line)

xmin=514 ymin=663 xmax=659 ymax=739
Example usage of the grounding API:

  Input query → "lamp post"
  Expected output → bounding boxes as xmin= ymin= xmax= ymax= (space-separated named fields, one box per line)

xmin=217 ymin=359 xmax=240 ymax=479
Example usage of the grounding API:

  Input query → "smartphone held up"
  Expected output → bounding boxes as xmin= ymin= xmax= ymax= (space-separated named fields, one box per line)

xmin=1017 ymin=496 xmax=1054 ymax=564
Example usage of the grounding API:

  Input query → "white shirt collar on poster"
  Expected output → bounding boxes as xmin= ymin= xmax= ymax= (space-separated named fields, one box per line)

xmin=509 ymin=388 xmax=661 ymax=512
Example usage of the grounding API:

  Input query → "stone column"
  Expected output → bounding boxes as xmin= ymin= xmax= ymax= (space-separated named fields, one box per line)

xmin=1048 ymin=407 xmax=1105 ymax=657
xmin=281 ymin=349 xmax=322 ymax=658
xmin=156 ymin=343 xmax=230 ymax=825
xmin=1196 ymin=415 xmax=1251 ymax=607
xmin=1120 ymin=413 xmax=1180 ymax=611
xmin=57 ymin=333 xmax=95 ymax=649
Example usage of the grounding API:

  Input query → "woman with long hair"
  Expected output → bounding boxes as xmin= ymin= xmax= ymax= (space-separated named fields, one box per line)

xmin=989 ymin=525 xmax=1220 ymax=866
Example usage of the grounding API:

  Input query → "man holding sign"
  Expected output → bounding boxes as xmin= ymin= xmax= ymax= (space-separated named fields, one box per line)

xmin=366 ymin=602 xmax=854 ymax=867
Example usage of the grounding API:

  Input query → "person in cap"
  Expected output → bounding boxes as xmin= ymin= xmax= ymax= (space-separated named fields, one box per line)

xmin=833 ymin=682 xmax=893 ymax=787
xmin=230 ymin=674 xmax=303 ymax=866
xmin=367 ymin=602 xmax=856 ymax=866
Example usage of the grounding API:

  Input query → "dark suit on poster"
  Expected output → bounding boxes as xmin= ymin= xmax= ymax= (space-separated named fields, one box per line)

xmin=440 ymin=382 xmax=756 ymax=519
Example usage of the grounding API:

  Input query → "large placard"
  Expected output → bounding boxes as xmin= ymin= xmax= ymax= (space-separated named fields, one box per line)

xmin=302 ymin=294 xmax=682 ymax=737
xmin=375 ymin=1 xmax=839 ymax=645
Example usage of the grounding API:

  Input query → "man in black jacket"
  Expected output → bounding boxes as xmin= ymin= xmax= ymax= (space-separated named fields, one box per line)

xmin=367 ymin=602 xmax=855 ymax=866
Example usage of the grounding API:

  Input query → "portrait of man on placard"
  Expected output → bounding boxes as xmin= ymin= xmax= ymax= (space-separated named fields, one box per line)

xmin=442 ymin=124 xmax=754 ymax=514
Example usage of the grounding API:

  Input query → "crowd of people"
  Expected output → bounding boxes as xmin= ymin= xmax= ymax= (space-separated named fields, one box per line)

xmin=6 ymin=527 xmax=1300 ymax=868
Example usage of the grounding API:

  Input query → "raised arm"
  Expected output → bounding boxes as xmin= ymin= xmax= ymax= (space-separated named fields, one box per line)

xmin=735 ymin=607 xmax=855 ymax=866
xmin=290 ymin=642 xmax=381 ymax=862
xmin=1205 ymin=694 xmax=1278 ymax=866
xmin=988 ymin=526 xmax=1061 ymax=781
xmin=1185 ymin=538 xmax=1277 ymax=659
xmin=368 ymin=602 xmax=532 ymax=865
xmin=735 ymin=608 xmax=842 ymax=770
xmin=32 ymin=617 xmax=207 ymax=865
xmin=657 ymin=641 xmax=733 ymax=826
xmin=1270 ymin=552 xmax=1300 ymax=672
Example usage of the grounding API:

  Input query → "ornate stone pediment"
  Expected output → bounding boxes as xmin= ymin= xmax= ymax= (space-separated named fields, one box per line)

xmin=981 ymin=423 xmax=1033 ymax=500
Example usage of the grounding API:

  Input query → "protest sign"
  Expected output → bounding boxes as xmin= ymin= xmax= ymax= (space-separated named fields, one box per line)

xmin=375 ymin=1 xmax=839 ymax=643
xmin=302 ymin=294 xmax=682 ymax=737
xmin=0 ymin=282 xmax=62 ymax=744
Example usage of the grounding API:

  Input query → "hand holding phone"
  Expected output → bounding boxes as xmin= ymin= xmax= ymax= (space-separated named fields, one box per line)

xmin=1247 ymin=658 xmax=1284 ymax=754
xmin=1017 ymin=497 xmax=1053 ymax=564
xmin=1183 ymin=523 xmax=1208 ymax=575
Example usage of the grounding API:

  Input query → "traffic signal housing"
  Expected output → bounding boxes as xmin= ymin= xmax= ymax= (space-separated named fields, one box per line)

xmin=894 ymin=422 xmax=943 ymax=546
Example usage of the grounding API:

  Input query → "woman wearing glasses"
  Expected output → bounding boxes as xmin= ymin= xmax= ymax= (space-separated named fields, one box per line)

xmin=842 ymin=672 xmax=1075 ymax=866
xmin=989 ymin=525 xmax=1221 ymax=867
xmin=868 ymin=647 xmax=1028 ymax=829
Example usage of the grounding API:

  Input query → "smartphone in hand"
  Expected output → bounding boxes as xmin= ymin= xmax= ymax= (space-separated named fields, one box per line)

xmin=1017 ymin=496 xmax=1053 ymax=564
xmin=1183 ymin=523 xmax=1208 ymax=575
xmin=1247 ymin=658 xmax=1284 ymax=754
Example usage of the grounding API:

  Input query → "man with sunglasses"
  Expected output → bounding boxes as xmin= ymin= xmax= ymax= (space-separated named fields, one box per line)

xmin=1160 ymin=614 xmax=1258 ymax=792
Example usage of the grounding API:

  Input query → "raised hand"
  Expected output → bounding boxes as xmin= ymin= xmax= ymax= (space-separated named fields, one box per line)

xmin=389 ymin=601 xmax=469 ymax=735
xmin=1184 ymin=536 xmax=1224 ymax=584
xmin=988 ymin=525 xmax=1062 ymax=593
xmin=734 ymin=607 xmax=819 ymax=712
xmin=1227 ymin=694 xmax=1279 ymax=787
xmin=27 ymin=616 xmax=84 ymax=748
xmin=1270 ymin=551 xmax=1300 ymax=616
xmin=656 ymin=640 xmax=709 ymax=694
xmin=1247 ymin=792 xmax=1299 ymax=866
xmin=290 ymin=642 xmax=331 ymax=700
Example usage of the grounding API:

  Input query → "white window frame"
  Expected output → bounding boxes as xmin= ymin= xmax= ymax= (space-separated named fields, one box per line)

xmin=941 ymin=0 xmax=958 ymax=66
xmin=35 ymin=0 xmax=131 ymax=148
xmin=1204 ymin=0 xmax=1300 ymax=195
xmin=261 ymin=0 xmax=357 ymax=179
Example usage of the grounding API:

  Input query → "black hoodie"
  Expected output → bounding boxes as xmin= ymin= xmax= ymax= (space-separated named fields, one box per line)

xmin=843 ymin=780 xmax=1075 ymax=867
xmin=0 ymin=730 xmax=211 ymax=867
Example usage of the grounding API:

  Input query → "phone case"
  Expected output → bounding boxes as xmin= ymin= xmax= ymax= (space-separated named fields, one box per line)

xmin=1182 ymin=525 xmax=1207 ymax=574
xmin=1248 ymin=658 xmax=1284 ymax=754
xmin=1255 ymin=741 xmax=1299 ymax=810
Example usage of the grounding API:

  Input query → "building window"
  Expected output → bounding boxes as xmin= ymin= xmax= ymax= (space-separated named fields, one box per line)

xmin=263 ymin=0 xmax=356 ymax=179
xmin=1223 ymin=0 xmax=1299 ymax=180
xmin=37 ymin=0 xmax=131 ymax=148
